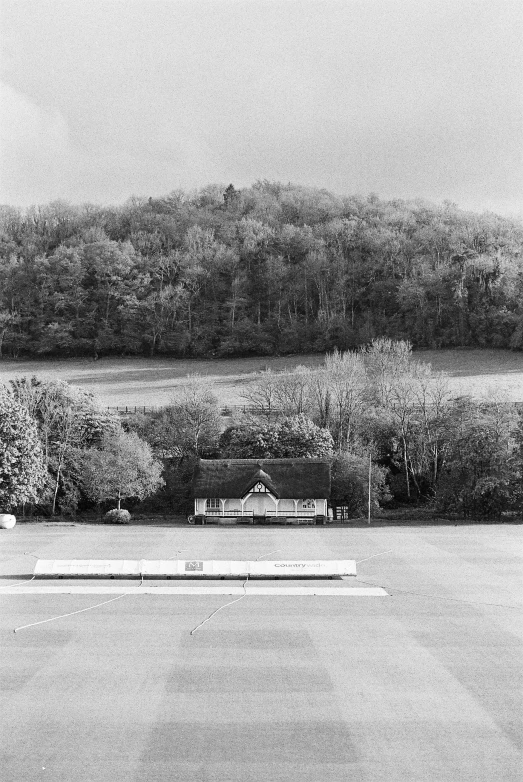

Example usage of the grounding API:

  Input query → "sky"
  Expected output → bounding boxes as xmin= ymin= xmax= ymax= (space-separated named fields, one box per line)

xmin=0 ymin=0 xmax=521 ymax=216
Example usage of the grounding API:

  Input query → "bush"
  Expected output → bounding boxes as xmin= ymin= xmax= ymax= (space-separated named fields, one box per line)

xmin=104 ymin=508 xmax=131 ymax=524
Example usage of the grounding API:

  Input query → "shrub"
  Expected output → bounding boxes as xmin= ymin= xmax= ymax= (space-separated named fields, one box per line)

xmin=331 ymin=452 xmax=391 ymax=518
xmin=104 ymin=508 xmax=131 ymax=524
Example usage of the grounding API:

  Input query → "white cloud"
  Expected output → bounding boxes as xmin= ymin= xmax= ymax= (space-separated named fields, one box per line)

xmin=0 ymin=81 xmax=73 ymax=205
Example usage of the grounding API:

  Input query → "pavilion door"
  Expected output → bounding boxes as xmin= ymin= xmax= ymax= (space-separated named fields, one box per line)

xmin=245 ymin=494 xmax=276 ymax=516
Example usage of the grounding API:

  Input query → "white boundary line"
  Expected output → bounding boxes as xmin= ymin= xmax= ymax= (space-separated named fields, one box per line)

xmin=14 ymin=595 xmax=127 ymax=633
xmin=190 ymin=575 xmax=249 ymax=634
xmin=356 ymin=550 xmax=393 ymax=564
xmin=0 ymin=586 xmax=388 ymax=596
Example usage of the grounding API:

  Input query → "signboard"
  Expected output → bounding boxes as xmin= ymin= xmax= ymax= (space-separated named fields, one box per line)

xmin=249 ymin=560 xmax=357 ymax=577
xmin=185 ymin=561 xmax=204 ymax=572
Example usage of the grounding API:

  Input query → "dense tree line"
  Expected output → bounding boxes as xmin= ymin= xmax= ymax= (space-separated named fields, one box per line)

xmin=1 ymin=182 xmax=522 ymax=358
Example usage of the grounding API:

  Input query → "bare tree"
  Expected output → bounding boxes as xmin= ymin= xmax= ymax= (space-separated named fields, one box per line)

xmin=362 ymin=338 xmax=413 ymax=407
xmin=323 ymin=349 xmax=367 ymax=450
xmin=240 ymin=369 xmax=281 ymax=422
xmin=272 ymin=366 xmax=313 ymax=417
xmin=308 ymin=368 xmax=332 ymax=430
xmin=168 ymin=375 xmax=221 ymax=455
xmin=412 ymin=369 xmax=453 ymax=490
xmin=375 ymin=357 xmax=447 ymax=499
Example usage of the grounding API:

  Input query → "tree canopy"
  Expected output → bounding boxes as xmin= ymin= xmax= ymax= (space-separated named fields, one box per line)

xmin=79 ymin=430 xmax=164 ymax=510
xmin=0 ymin=183 xmax=521 ymax=359
xmin=10 ymin=377 xmax=120 ymax=514
xmin=220 ymin=414 xmax=334 ymax=459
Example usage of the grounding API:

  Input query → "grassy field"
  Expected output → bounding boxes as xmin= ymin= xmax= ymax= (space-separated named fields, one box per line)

xmin=1 ymin=523 xmax=521 ymax=782
xmin=0 ymin=348 xmax=522 ymax=407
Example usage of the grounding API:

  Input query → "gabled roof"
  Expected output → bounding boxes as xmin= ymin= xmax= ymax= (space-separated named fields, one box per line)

xmin=192 ymin=458 xmax=331 ymax=499
xmin=239 ymin=468 xmax=280 ymax=498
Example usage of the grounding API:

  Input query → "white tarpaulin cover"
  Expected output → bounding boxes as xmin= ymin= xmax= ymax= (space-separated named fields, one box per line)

xmin=34 ymin=559 xmax=357 ymax=577
xmin=33 ymin=560 xmax=143 ymax=576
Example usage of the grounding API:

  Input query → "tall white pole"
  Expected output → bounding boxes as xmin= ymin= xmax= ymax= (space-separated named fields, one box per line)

xmin=368 ymin=452 xmax=372 ymax=525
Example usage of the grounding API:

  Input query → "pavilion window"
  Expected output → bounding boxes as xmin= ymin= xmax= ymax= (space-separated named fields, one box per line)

xmin=251 ymin=482 xmax=269 ymax=493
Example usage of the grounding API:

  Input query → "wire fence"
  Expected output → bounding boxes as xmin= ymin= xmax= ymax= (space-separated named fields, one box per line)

xmin=108 ymin=400 xmax=523 ymax=417
xmin=218 ymin=405 xmax=279 ymax=417
xmin=106 ymin=404 xmax=277 ymax=417
xmin=107 ymin=405 xmax=161 ymax=415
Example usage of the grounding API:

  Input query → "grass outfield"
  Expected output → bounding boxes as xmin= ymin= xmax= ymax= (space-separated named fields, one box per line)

xmin=0 ymin=348 xmax=522 ymax=406
xmin=1 ymin=524 xmax=521 ymax=782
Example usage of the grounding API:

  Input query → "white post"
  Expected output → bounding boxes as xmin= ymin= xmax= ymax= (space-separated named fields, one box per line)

xmin=368 ymin=453 xmax=372 ymax=525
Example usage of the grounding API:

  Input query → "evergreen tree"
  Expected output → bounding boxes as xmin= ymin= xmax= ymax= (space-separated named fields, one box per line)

xmin=0 ymin=390 xmax=47 ymax=510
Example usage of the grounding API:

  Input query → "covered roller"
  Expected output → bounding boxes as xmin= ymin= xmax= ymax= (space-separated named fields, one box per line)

xmin=34 ymin=559 xmax=357 ymax=578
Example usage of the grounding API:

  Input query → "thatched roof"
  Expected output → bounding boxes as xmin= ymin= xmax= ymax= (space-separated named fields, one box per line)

xmin=193 ymin=459 xmax=331 ymax=499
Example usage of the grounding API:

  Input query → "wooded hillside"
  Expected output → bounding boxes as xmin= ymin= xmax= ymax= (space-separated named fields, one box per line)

xmin=1 ymin=181 xmax=522 ymax=358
